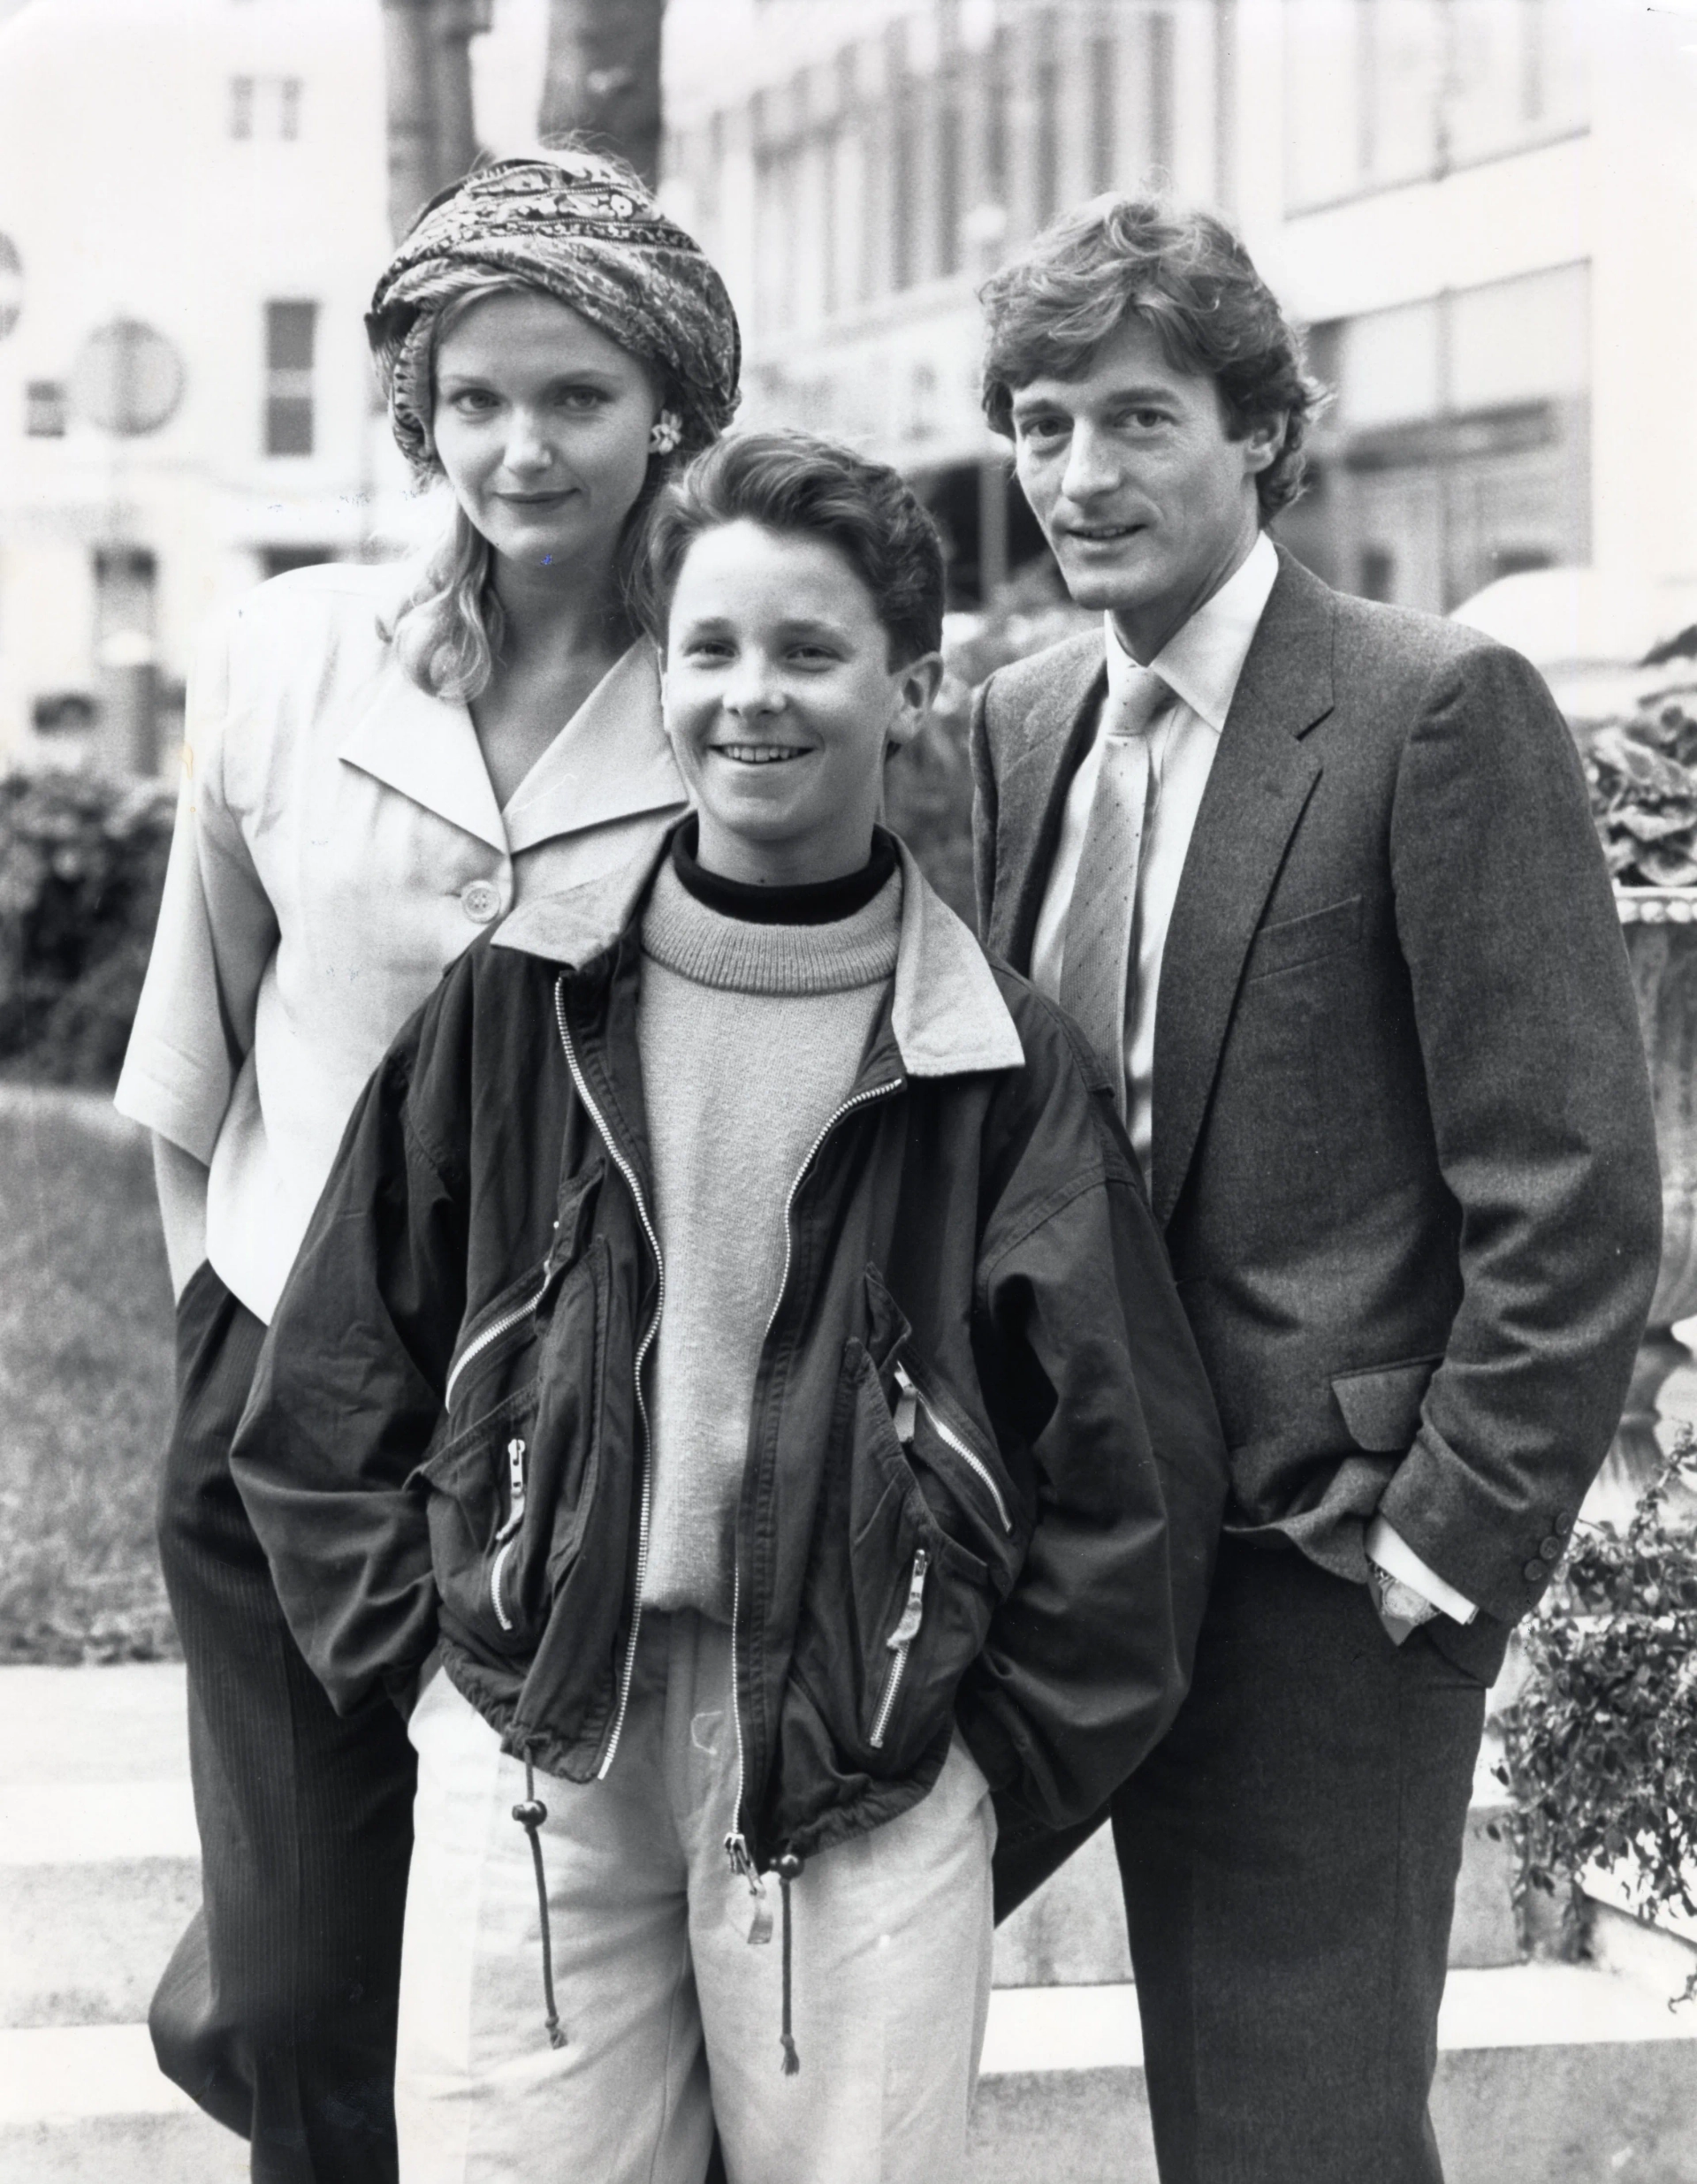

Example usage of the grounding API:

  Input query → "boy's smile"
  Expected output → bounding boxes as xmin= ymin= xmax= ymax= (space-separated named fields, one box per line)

xmin=662 ymin=520 xmax=942 ymax=887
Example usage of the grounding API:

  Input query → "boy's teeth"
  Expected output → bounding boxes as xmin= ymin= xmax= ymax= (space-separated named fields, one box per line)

xmin=721 ymin=745 xmax=798 ymax=764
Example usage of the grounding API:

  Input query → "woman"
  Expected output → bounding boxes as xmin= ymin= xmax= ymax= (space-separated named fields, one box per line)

xmin=114 ymin=149 xmax=740 ymax=2184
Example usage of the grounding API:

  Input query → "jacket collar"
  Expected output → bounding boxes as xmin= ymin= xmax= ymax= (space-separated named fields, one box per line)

xmin=991 ymin=629 xmax=1107 ymax=970
xmin=496 ymin=827 xmax=1024 ymax=1081
xmin=339 ymin=640 xmax=682 ymax=855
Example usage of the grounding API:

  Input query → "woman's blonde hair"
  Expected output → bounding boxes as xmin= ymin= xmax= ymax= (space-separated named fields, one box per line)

xmin=382 ymin=273 xmax=672 ymax=703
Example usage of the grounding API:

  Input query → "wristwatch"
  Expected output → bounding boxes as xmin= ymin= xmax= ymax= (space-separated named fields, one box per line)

xmin=1368 ymin=1558 xmax=1438 ymax=1643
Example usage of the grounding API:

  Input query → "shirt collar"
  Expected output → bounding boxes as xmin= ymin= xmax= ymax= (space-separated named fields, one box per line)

xmin=1104 ymin=529 xmax=1280 ymax=735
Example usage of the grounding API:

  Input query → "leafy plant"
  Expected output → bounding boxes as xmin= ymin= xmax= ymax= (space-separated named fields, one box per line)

xmin=1586 ymin=688 xmax=1697 ymax=886
xmin=0 ymin=768 xmax=175 ymax=1086
xmin=887 ymin=583 xmax=1093 ymax=923
xmin=1494 ymin=1434 xmax=1697 ymax=1999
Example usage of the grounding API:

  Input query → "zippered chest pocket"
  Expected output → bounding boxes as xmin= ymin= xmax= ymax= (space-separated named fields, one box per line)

xmin=413 ymin=1239 xmax=612 ymax=1663
xmin=786 ymin=1337 xmax=1016 ymax=1783
xmin=892 ymin=1362 xmax=1021 ymax=1552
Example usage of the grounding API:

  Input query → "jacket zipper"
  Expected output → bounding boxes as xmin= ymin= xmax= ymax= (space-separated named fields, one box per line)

xmin=723 ymin=1075 xmax=903 ymax=1887
xmin=445 ymin=1282 xmax=548 ymax=1411
xmin=489 ymin=1436 xmax=527 ymax=1633
xmin=553 ymin=978 xmax=665 ymax=1783
xmin=892 ymin=1363 xmax=1012 ymax=1534
xmin=869 ymin=1547 xmax=929 ymax=1749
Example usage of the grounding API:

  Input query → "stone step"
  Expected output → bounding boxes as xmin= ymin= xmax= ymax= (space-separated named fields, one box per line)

xmin=0 ymin=2026 xmax=245 ymax=2184
xmin=993 ymin=1742 xmax=1523 ymax=1987
xmin=0 ymin=1664 xmax=201 ymax=2033
xmin=0 ymin=1857 xmax=200 ymax=2028
xmin=5 ymin=1960 xmax=1693 ymax=2184
xmin=969 ymin=1963 xmax=1697 ymax=2184
xmin=0 ymin=1670 xmax=1528 ymax=2034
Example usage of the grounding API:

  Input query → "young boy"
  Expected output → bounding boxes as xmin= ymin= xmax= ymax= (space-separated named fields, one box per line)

xmin=232 ymin=431 xmax=1227 ymax=2184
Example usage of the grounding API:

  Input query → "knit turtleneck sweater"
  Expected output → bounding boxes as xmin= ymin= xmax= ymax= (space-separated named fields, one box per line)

xmin=636 ymin=856 xmax=902 ymax=1619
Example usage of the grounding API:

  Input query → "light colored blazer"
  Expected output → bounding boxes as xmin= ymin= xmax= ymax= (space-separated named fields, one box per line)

xmin=116 ymin=561 xmax=684 ymax=1321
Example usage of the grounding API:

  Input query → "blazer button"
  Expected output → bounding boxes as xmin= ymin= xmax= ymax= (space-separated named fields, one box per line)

xmin=460 ymin=879 xmax=500 ymax=925
xmin=1523 ymin=1558 xmax=1547 ymax=1584
xmin=1540 ymin=1536 xmax=1563 ymax=1561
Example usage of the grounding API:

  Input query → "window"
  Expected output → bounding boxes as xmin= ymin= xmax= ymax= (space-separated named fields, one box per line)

xmin=231 ymin=74 xmax=303 ymax=141
xmin=937 ymin=74 xmax=963 ymax=278
xmin=1090 ymin=34 xmax=1118 ymax=194
xmin=1286 ymin=0 xmax=1587 ymax=211
xmin=1033 ymin=47 xmax=1059 ymax=229
xmin=264 ymin=301 xmax=316 ymax=456
xmin=1148 ymin=11 xmax=1175 ymax=174
xmin=26 ymin=380 xmax=66 ymax=437
xmin=892 ymin=86 xmax=919 ymax=291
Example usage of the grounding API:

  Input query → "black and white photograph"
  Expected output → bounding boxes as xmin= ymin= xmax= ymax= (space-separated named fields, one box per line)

xmin=0 ymin=2 xmax=1694 ymax=2180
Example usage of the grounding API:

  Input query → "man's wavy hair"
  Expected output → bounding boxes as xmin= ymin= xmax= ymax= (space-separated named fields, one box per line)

xmin=980 ymin=196 xmax=1326 ymax=517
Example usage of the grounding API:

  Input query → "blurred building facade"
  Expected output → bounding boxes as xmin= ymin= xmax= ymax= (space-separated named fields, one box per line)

xmin=662 ymin=0 xmax=1697 ymax=617
xmin=0 ymin=0 xmax=554 ymax=769
xmin=2 ymin=0 xmax=1693 ymax=768
xmin=0 ymin=0 xmax=392 ymax=768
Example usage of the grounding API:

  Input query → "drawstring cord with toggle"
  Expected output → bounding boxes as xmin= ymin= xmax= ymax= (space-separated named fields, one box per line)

xmin=512 ymin=1760 xmax=567 ymax=2050
xmin=775 ymin=1851 xmax=803 ymax=2074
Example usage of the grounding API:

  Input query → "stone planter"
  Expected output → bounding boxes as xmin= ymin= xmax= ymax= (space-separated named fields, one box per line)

xmin=1587 ymin=887 xmax=1697 ymax=1526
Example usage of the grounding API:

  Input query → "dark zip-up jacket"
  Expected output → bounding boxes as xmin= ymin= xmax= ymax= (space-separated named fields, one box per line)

xmin=232 ymin=836 xmax=1229 ymax=1871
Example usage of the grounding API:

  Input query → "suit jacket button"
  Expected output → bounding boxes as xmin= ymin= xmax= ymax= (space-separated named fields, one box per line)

xmin=1540 ymin=1536 xmax=1563 ymax=1560
xmin=1555 ymin=1509 xmax=1573 ymax=1531
xmin=460 ymin=879 xmax=500 ymax=924
xmin=1523 ymin=1558 xmax=1547 ymax=1583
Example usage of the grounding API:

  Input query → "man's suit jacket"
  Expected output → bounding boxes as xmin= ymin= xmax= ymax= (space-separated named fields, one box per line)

xmin=970 ymin=548 xmax=1662 ymax=1678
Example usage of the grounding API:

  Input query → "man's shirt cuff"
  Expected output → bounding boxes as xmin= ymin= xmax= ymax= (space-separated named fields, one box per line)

xmin=1365 ymin=1515 xmax=1478 ymax=1625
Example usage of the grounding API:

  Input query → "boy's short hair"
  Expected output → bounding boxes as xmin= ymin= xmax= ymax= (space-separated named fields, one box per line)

xmin=635 ymin=430 xmax=946 ymax=664
xmin=979 ymin=196 xmax=1326 ymax=517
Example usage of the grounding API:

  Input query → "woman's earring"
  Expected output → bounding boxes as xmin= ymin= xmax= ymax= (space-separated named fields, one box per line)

xmin=648 ymin=410 xmax=684 ymax=457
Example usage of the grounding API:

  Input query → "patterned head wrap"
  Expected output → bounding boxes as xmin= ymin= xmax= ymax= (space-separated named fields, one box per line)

xmin=368 ymin=151 xmax=741 ymax=479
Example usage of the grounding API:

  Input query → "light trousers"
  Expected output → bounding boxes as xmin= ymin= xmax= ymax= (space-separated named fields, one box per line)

xmin=397 ymin=1610 xmax=996 ymax=2184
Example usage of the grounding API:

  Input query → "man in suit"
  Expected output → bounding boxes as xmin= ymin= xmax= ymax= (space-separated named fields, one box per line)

xmin=971 ymin=195 xmax=1663 ymax=2184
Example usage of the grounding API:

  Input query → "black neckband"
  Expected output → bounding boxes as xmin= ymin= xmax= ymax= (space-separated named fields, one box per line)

xmin=670 ymin=818 xmax=897 ymax=925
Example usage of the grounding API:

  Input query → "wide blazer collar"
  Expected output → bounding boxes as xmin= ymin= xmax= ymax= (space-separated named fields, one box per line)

xmin=1153 ymin=546 xmax=1334 ymax=1225
xmin=337 ymin=641 xmax=682 ymax=855
xmin=995 ymin=547 xmax=1336 ymax=1228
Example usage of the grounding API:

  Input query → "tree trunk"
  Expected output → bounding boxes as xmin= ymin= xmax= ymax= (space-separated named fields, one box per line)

xmin=381 ymin=0 xmax=490 ymax=242
xmin=539 ymin=0 xmax=666 ymax=186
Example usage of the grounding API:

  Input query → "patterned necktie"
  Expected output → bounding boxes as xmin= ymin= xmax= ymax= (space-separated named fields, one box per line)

xmin=1060 ymin=665 xmax=1172 ymax=1119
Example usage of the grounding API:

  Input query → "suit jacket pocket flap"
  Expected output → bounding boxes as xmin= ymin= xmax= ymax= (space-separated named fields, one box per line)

xmin=1330 ymin=1353 xmax=1442 ymax=1452
xmin=1244 ymin=894 xmax=1363 ymax=982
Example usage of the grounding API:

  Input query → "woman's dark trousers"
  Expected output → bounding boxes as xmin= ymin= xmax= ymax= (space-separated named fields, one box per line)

xmin=994 ymin=1537 xmax=1488 ymax=2184
xmin=149 ymin=1263 xmax=416 ymax=2183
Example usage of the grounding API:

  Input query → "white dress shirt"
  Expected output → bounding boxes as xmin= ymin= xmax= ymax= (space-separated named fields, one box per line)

xmin=1027 ymin=529 xmax=1473 ymax=1629
xmin=1031 ymin=531 xmax=1280 ymax=1178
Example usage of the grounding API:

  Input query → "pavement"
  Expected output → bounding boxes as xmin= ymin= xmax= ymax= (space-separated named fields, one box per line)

xmin=4 ymin=1663 xmax=1695 ymax=2183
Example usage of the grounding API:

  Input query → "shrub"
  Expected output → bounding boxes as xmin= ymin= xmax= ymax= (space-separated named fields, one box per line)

xmin=1494 ymin=1436 xmax=1697 ymax=1998
xmin=0 ymin=769 xmax=175 ymax=1086
xmin=1586 ymin=685 xmax=1697 ymax=886
xmin=886 ymin=588 xmax=1093 ymax=924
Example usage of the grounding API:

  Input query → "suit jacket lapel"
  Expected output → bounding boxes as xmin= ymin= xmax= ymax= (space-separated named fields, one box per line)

xmin=1152 ymin=552 xmax=1336 ymax=1228
xmin=992 ymin=634 xmax=1105 ymax=970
